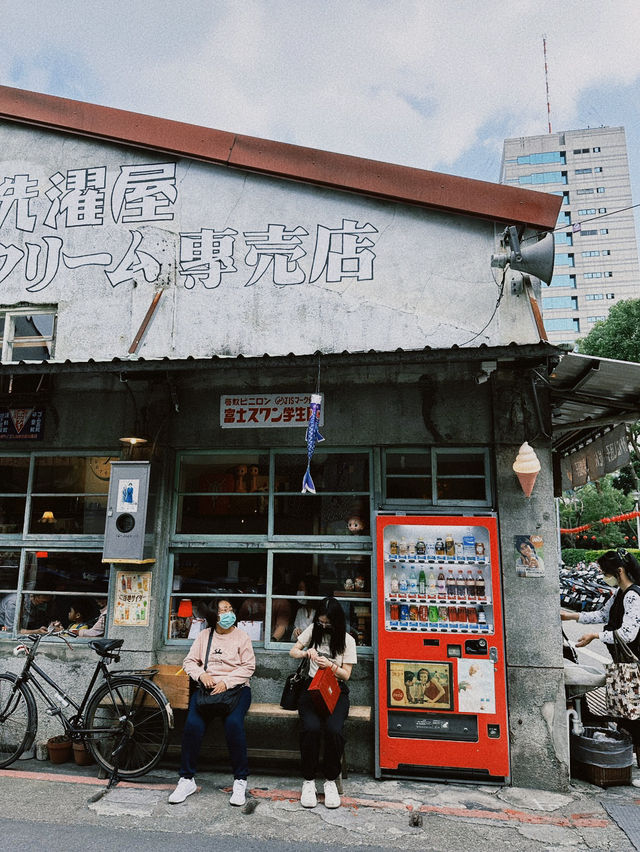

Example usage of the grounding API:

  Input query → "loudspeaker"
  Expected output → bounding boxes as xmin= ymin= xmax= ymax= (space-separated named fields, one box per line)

xmin=509 ymin=231 xmax=555 ymax=285
xmin=102 ymin=461 xmax=151 ymax=562
xmin=491 ymin=226 xmax=555 ymax=285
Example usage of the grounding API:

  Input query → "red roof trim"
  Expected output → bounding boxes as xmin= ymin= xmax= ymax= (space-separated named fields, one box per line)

xmin=0 ymin=85 xmax=561 ymax=229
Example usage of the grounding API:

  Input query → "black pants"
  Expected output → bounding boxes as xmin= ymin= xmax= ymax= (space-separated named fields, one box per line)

xmin=618 ymin=717 xmax=640 ymax=761
xmin=298 ymin=685 xmax=349 ymax=782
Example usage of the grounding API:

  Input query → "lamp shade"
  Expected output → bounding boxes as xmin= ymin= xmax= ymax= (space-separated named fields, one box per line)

xmin=177 ymin=599 xmax=193 ymax=618
xmin=39 ymin=510 xmax=56 ymax=523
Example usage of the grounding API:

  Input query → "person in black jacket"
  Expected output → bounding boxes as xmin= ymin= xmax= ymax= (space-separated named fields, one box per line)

xmin=562 ymin=548 xmax=640 ymax=779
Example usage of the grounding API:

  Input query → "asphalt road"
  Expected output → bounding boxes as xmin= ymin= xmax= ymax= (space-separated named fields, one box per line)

xmin=561 ymin=611 xmax=611 ymax=667
xmin=0 ymin=817 xmax=391 ymax=852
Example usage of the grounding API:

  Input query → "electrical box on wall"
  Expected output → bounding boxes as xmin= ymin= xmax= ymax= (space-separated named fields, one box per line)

xmin=102 ymin=461 xmax=151 ymax=562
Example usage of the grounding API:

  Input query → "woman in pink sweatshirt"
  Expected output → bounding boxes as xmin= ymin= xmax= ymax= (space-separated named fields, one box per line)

xmin=168 ymin=598 xmax=255 ymax=807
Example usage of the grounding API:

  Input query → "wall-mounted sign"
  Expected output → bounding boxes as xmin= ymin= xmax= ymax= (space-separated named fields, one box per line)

xmin=114 ymin=570 xmax=151 ymax=626
xmin=0 ymin=408 xmax=44 ymax=440
xmin=561 ymin=423 xmax=629 ymax=489
xmin=220 ymin=393 xmax=325 ymax=428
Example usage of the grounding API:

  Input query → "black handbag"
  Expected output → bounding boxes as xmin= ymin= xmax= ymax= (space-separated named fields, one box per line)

xmin=280 ymin=657 xmax=310 ymax=710
xmin=195 ymin=629 xmax=245 ymax=716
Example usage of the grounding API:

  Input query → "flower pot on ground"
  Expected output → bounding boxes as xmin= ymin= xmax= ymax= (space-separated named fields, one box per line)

xmin=72 ymin=740 xmax=94 ymax=766
xmin=47 ymin=735 xmax=72 ymax=764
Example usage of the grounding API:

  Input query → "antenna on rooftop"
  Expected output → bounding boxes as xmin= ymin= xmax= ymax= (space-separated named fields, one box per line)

xmin=542 ymin=35 xmax=552 ymax=134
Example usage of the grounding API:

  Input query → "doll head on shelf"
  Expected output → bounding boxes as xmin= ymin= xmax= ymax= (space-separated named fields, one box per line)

xmin=347 ymin=515 xmax=367 ymax=535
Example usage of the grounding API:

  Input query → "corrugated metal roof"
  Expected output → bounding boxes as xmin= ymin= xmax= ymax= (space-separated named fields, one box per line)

xmin=0 ymin=85 xmax=562 ymax=229
xmin=549 ymin=352 xmax=640 ymax=454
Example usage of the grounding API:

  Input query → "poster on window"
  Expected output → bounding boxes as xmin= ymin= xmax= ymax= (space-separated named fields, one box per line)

xmin=387 ymin=660 xmax=453 ymax=710
xmin=514 ymin=534 xmax=545 ymax=577
xmin=220 ymin=393 xmax=325 ymax=429
xmin=457 ymin=659 xmax=496 ymax=714
xmin=117 ymin=479 xmax=140 ymax=513
xmin=114 ymin=570 xmax=151 ymax=626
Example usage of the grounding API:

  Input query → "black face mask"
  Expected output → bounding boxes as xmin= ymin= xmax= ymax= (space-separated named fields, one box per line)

xmin=316 ymin=622 xmax=332 ymax=634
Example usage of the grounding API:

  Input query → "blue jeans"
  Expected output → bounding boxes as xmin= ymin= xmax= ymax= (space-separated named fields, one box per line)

xmin=179 ymin=686 xmax=251 ymax=779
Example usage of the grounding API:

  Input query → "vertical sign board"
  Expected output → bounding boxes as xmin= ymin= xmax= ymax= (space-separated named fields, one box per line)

xmin=102 ymin=461 xmax=150 ymax=562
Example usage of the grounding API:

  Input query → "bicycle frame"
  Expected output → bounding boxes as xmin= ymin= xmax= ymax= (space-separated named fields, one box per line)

xmin=13 ymin=634 xmax=155 ymax=739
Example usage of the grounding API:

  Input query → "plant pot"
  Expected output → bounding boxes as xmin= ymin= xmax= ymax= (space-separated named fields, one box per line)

xmin=47 ymin=736 xmax=72 ymax=764
xmin=72 ymin=741 xmax=94 ymax=766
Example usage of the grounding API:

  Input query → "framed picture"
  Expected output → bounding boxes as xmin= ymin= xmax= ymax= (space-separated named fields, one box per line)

xmin=387 ymin=660 xmax=453 ymax=711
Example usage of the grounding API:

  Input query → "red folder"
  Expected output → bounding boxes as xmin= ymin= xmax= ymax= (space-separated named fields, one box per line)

xmin=308 ymin=667 xmax=340 ymax=715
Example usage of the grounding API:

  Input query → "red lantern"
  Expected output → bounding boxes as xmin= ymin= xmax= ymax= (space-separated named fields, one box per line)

xmin=625 ymin=536 xmax=629 ymax=541
xmin=591 ymin=535 xmax=597 ymax=540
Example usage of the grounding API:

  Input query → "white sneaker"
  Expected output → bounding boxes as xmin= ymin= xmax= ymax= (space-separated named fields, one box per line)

xmin=230 ymin=778 xmax=247 ymax=806
xmin=323 ymin=779 xmax=341 ymax=809
xmin=168 ymin=776 xmax=197 ymax=804
xmin=300 ymin=779 xmax=317 ymax=808
xmin=632 ymin=778 xmax=640 ymax=788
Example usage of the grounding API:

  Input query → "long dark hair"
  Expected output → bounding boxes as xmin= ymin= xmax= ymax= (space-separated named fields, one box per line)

xmin=309 ymin=597 xmax=347 ymax=658
xmin=598 ymin=549 xmax=640 ymax=585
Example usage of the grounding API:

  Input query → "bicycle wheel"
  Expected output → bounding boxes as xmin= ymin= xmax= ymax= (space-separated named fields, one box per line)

xmin=0 ymin=673 xmax=37 ymax=768
xmin=84 ymin=676 xmax=169 ymax=778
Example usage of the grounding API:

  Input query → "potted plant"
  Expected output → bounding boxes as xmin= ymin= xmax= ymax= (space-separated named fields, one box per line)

xmin=72 ymin=739 xmax=94 ymax=766
xmin=47 ymin=734 xmax=72 ymax=764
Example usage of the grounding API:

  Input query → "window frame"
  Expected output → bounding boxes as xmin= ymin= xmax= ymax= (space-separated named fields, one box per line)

xmin=0 ymin=307 xmax=57 ymax=364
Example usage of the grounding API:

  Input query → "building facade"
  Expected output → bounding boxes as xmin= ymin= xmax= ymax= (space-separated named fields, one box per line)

xmin=501 ymin=127 xmax=640 ymax=346
xmin=0 ymin=86 xmax=570 ymax=790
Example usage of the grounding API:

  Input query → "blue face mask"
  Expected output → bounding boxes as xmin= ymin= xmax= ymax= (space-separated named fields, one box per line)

xmin=218 ymin=612 xmax=236 ymax=629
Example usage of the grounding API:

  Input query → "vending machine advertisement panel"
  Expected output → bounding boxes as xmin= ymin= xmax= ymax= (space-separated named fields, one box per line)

xmin=376 ymin=514 xmax=509 ymax=783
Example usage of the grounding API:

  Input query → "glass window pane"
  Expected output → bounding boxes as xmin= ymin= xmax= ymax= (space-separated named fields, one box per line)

xmin=172 ymin=552 xmax=267 ymax=596
xmin=386 ymin=478 xmax=432 ymax=500
xmin=13 ymin=314 xmax=55 ymax=338
xmin=10 ymin=342 xmax=51 ymax=361
xmin=385 ymin=452 xmax=431 ymax=476
xmin=0 ymin=497 xmax=27 ymax=533
xmin=29 ymin=496 xmax=107 ymax=534
xmin=176 ymin=494 xmax=268 ymax=534
xmin=16 ymin=551 xmax=108 ymax=631
xmin=33 ymin=456 xmax=105 ymax=493
xmin=273 ymin=495 xmax=369 ymax=536
xmin=178 ymin=454 xmax=269 ymax=493
xmin=0 ymin=550 xmax=19 ymax=591
xmin=437 ymin=478 xmax=487 ymax=501
xmin=0 ymin=457 xmax=30 ymax=492
xmin=0 ymin=316 xmax=4 ymax=337
xmin=271 ymin=553 xmax=372 ymax=645
xmin=436 ymin=453 xmax=485 ymax=477
xmin=274 ymin=452 xmax=369 ymax=492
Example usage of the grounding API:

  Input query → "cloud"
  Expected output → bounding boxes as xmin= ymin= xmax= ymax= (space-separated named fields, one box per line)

xmin=1 ymin=0 xmax=639 ymax=184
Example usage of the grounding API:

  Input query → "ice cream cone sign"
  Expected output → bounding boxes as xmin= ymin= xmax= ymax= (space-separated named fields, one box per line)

xmin=513 ymin=442 xmax=541 ymax=498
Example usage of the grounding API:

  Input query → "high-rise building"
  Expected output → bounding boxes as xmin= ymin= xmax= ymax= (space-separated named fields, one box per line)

xmin=500 ymin=127 xmax=640 ymax=346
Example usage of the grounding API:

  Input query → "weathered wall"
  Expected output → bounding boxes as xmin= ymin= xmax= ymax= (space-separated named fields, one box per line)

xmin=0 ymin=121 xmax=541 ymax=361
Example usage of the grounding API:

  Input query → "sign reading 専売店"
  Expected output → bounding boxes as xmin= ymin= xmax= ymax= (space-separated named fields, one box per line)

xmin=220 ymin=393 xmax=324 ymax=428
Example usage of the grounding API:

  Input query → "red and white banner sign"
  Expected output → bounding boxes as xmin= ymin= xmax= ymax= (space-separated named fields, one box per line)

xmin=220 ymin=393 xmax=324 ymax=429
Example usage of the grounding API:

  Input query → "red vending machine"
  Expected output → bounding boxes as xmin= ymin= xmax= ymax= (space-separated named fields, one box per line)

xmin=375 ymin=514 xmax=509 ymax=783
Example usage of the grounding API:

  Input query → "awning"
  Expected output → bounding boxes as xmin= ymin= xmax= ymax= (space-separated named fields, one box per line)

xmin=550 ymin=352 xmax=640 ymax=454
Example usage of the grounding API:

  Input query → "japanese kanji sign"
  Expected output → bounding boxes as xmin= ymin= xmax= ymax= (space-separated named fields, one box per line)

xmin=220 ymin=393 xmax=325 ymax=429
xmin=114 ymin=570 xmax=151 ymax=626
xmin=0 ymin=408 xmax=44 ymax=440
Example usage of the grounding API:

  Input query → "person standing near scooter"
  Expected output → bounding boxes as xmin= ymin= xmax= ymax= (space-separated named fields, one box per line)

xmin=561 ymin=548 xmax=640 ymax=781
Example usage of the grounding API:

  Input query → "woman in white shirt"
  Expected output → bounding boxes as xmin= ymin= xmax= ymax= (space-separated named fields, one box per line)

xmin=290 ymin=596 xmax=357 ymax=810
xmin=562 ymin=548 xmax=640 ymax=780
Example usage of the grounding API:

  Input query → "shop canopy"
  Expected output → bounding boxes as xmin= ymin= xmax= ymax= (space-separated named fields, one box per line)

xmin=550 ymin=352 xmax=640 ymax=455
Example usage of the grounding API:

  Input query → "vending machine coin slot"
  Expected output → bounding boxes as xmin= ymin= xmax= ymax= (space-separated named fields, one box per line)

xmin=447 ymin=644 xmax=462 ymax=658
xmin=487 ymin=724 xmax=500 ymax=739
xmin=464 ymin=638 xmax=488 ymax=655
xmin=423 ymin=638 xmax=440 ymax=647
xmin=489 ymin=647 xmax=498 ymax=663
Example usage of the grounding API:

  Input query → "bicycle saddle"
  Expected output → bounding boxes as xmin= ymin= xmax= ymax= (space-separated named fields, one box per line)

xmin=89 ymin=638 xmax=124 ymax=656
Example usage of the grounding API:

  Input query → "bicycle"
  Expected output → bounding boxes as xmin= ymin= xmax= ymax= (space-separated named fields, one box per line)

xmin=0 ymin=631 xmax=173 ymax=780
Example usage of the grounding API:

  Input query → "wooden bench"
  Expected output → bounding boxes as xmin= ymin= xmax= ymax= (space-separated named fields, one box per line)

xmin=153 ymin=666 xmax=371 ymax=782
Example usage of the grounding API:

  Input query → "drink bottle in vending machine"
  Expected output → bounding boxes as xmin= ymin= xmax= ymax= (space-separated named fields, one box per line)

xmin=376 ymin=514 xmax=509 ymax=782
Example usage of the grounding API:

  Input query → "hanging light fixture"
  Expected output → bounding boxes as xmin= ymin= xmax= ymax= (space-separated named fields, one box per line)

xmin=39 ymin=510 xmax=56 ymax=523
xmin=119 ymin=435 xmax=148 ymax=447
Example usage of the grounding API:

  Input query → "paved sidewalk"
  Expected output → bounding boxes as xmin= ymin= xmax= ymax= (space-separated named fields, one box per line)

xmin=0 ymin=758 xmax=639 ymax=851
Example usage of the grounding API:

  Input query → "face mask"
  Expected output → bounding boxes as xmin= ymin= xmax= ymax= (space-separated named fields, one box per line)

xmin=218 ymin=612 xmax=236 ymax=629
xmin=296 ymin=591 xmax=307 ymax=604
xmin=603 ymin=576 xmax=619 ymax=588
xmin=317 ymin=623 xmax=332 ymax=634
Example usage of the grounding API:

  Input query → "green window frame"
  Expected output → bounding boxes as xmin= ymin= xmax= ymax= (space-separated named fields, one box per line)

xmin=383 ymin=448 xmax=491 ymax=508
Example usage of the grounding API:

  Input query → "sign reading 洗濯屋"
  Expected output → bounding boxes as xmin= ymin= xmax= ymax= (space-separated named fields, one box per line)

xmin=220 ymin=393 xmax=325 ymax=428
xmin=560 ymin=423 xmax=630 ymax=489
xmin=0 ymin=122 xmax=541 ymax=360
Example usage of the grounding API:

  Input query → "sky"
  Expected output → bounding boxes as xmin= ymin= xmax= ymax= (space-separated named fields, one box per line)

xmin=2 ymin=1 xmax=640 ymax=216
